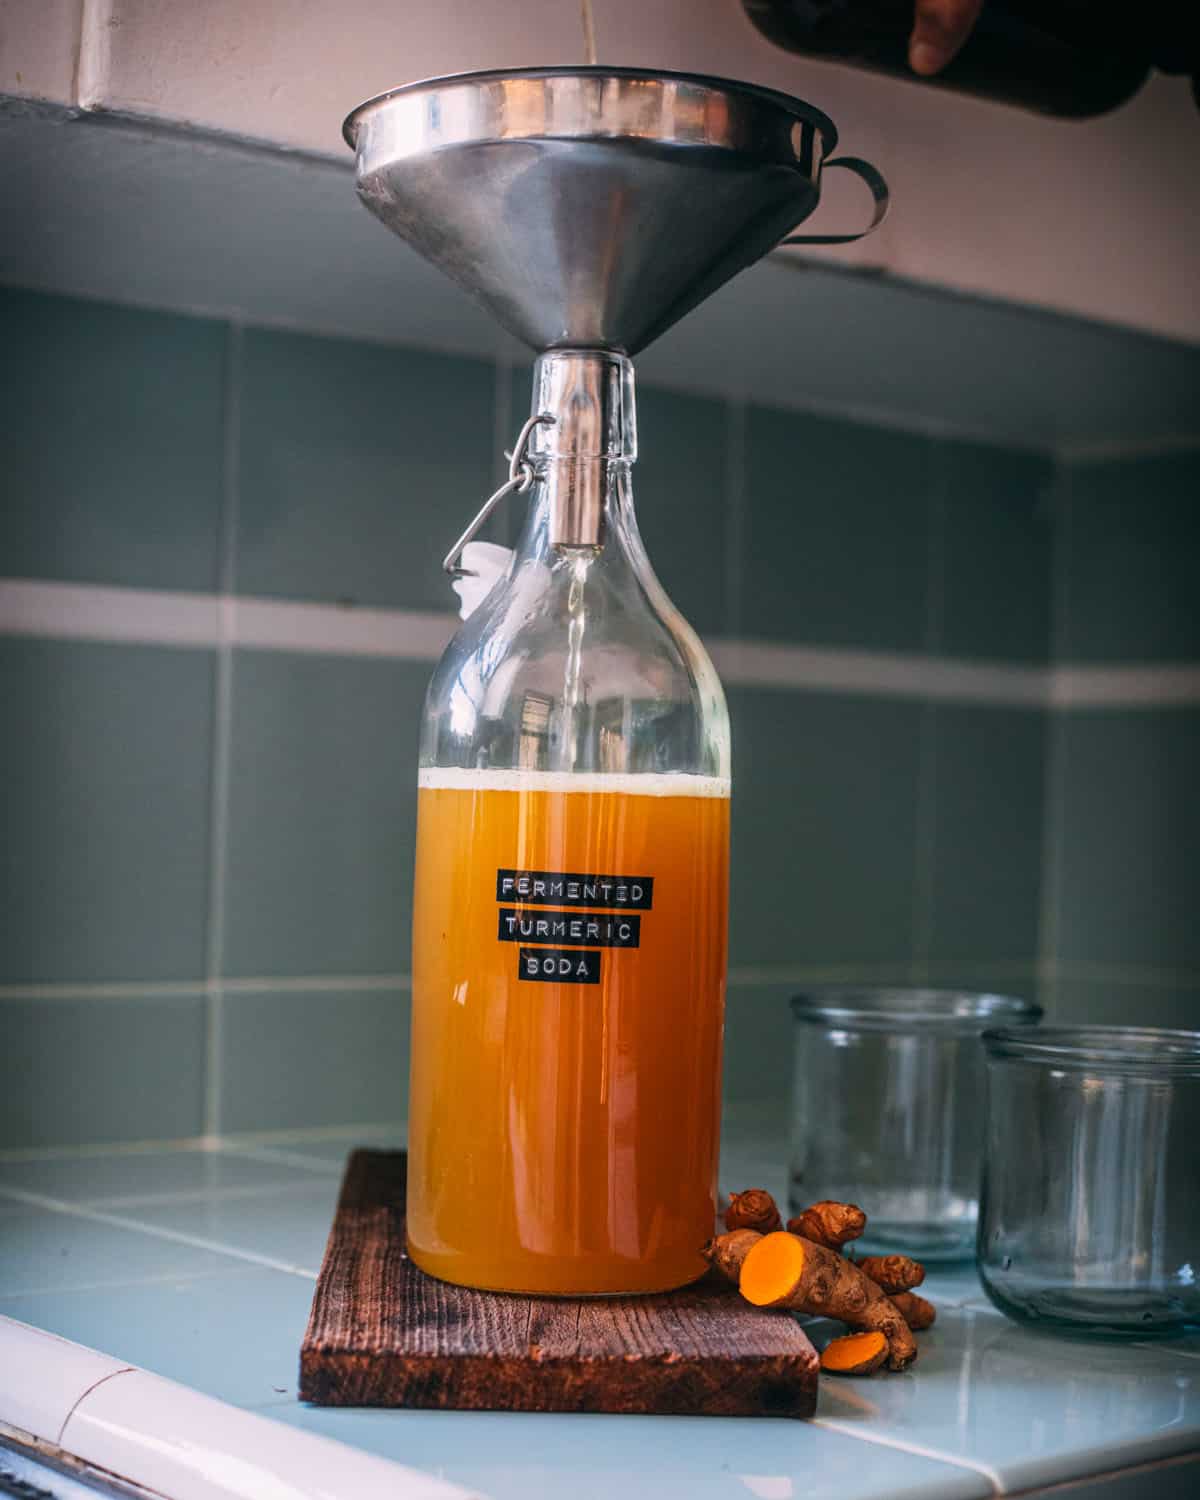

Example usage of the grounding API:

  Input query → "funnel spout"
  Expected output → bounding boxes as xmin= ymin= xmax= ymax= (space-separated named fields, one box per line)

xmin=529 ymin=351 xmax=636 ymax=550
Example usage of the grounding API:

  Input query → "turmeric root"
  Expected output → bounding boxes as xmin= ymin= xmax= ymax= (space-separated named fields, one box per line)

xmin=850 ymin=1253 xmax=925 ymax=1294
xmin=725 ymin=1189 xmax=783 ymax=1234
xmin=890 ymin=1291 xmax=937 ymax=1330
xmin=701 ymin=1229 xmax=763 ymax=1284
xmin=740 ymin=1232 xmax=917 ymax=1371
xmin=819 ymin=1329 xmax=889 ymax=1376
xmin=786 ymin=1200 xmax=867 ymax=1250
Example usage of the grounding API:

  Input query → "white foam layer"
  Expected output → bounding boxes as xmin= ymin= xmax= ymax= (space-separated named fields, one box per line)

xmin=418 ymin=767 xmax=731 ymax=798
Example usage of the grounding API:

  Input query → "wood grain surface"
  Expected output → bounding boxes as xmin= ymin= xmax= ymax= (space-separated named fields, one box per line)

xmin=300 ymin=1150 xmax=818 ymax=1417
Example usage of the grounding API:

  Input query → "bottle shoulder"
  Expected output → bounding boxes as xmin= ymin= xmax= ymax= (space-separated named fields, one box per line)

xmin=423 ymin=551 xmax=729 ymax=777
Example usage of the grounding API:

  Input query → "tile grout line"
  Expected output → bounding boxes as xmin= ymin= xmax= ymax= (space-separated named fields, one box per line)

xmin=0 ymin=973 xmax=412 ymax=1002
xmin=724 ymin=398 xmax=746 ymax=641
xmin=1003 ymin=1452 xmax=1200 ymax=1500
xmin=0 ymin=1122 xmax=407 ymax=1164
xmin=0 ymin=1183 xmax=318 ymax=1280
xmin=24 ymin=1177 xmax=345 ymax=1211
xmin=0 ymin=1264 xmax=266 ymax=1303
xmin=924 ymin=438 xmax=948 ymax=658
xmin=73 ymin=0 xmax=114 ymax=110
xmin=1036 ymin=710 xmax=1067 ymax=1017
xmin=6 ymin=958 xmax=1200 ymax=1008
xmin=811 ymin=1416 xmax=1005 ymax=1495
xmin=214 ymin=1143 xmax=346 ymax=1173
xmin=910 ymin=439 xmax=947 ymax=984
xmin=494 ymin=347 xmax=517 ymax=550
xmin=1036 ymin=463 xmax=1073 ymax=1015
xmin=909 ymin=704 xmax=938 ymax=986
xmin=493 ymin=350 xmax=510 ymax=484
xmin=202 ymin=318 xmax=243 ymax=1140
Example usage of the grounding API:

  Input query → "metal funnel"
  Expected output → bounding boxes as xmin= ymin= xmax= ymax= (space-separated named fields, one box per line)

xmin=344 ymin=67 xmax=886 ymax=356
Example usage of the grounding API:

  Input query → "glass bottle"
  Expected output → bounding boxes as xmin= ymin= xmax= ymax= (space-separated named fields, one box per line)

xmin=407 ymin=350 xmax=731 ymax=1296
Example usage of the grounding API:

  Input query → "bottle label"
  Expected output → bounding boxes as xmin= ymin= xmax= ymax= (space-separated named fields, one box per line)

xmin=496 ymin=869 xmax=653 ymax=909
xmin=497 ymin=866 xmax=653 ymax=982
xmin=518 ymin=947 xmax=602 ymax=984
xmin=497 ymin=908 xmax=641 ymax=948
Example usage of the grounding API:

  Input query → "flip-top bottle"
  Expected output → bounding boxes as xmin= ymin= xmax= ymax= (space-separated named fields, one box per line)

xmin=408 ymin=351 xmax=731 ymax=1294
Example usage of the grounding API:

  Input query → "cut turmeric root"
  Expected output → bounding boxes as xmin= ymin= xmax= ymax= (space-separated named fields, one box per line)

xmin=819 ymin=1329 xmax=889 ymax=1376
xmin=786 ymin=1201 xmax=867 ymax=1250
xmin=850 ymin=1253 xmax=925 ymax=1293
xmin=701 ymin=1229 xmax=763 ymax=1284
xmin=891 ymin=1291 xmax=937 ymax=1330
xmin=740 ymin=1231 xmax=917 ymax=1371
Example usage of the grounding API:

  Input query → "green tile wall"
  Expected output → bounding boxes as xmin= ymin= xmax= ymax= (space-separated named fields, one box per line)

xmin=742 ymin=406 xmax=931 ymax=649
xmin=925 ymin=705 xmax=1046 ymax=965
xmin=219 ymin=987 xmax=410 ymax=1134
xmin=1041 ymin=979 xmax=1200 ymax=1031
xmin=0 ymin=994 xmax=206 ymax=1149
xmin=1059 ymin=452 xmax=1200 ymax=663
xmin=2 ymin=288 xmax=1195 ymax=1148
xmin=728 ymin=688 xmax=924 ymax=967
xmin=720 ymin=985 xmax=795 ymax=1136
xmin=1050 ymin=708 xmax=1200 ymax=970
xmin=237 ymin=329 xmax=494 ymax=609
xmin=1 ymin=287 xmax=226 ymax=591
xmin=0 ymin=638 xmax=215 ymax=984
xmin=938 ymin=440 xmax=1055 ymax=663
xmin=1039 ymin=451 xmax=1200 ymax=1032
xmin=221 ymin=651 xmax=428 ymax=978
xmin=632 ymin=384 xmax=731 ymax=637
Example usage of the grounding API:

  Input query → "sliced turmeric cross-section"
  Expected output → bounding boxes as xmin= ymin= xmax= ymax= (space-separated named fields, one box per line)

xmin=741 ymin=1227 xmax=807 ymax=1307
xmin=820 ymin=1330 xmax=889 ymax=1375
xmin=739 ymin=1231 xmax=917 ymax=1371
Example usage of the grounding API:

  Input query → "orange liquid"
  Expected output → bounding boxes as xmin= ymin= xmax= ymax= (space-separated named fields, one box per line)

xmin=407 ymin=769 xmax=729 ymax=1294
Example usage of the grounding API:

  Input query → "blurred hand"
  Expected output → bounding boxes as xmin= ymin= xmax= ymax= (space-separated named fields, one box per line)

xmin=909 ymin=0 xmax=984 ymax=75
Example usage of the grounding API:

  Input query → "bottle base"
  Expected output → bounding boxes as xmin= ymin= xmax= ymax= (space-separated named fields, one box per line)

xmin=407 ymin=1243 xmax=710 ymax=1299
xmin=980 ymin=1273 xmax=1200 ymax=1339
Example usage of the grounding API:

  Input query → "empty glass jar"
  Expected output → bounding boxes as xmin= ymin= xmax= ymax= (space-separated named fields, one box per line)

xmin=979 ymin=1026 xmax=1200 ymax=1337
xmin=790 ymin=988 xmax=1042 ymax=1260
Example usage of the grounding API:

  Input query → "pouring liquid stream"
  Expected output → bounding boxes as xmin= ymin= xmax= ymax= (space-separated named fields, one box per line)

xmin=559 ymin=550 xmax=591 ymax=772
xmin=580 ymin=0 xmax=598 ymax=66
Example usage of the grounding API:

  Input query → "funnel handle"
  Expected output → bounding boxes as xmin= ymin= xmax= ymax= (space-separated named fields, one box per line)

xmin=778 ymin=157 xmax=889 ymax=247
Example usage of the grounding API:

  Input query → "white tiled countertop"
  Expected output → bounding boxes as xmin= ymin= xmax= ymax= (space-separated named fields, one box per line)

xmin=1 ymin=1121 xmax=1197 ymax=1500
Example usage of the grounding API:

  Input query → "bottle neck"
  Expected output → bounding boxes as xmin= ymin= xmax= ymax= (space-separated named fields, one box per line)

xmin=526 ymin=349 xmax=637 ymax=550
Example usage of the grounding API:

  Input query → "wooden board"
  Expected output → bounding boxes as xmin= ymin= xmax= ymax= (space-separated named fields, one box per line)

xmin=300 ymin=1150 xmax=818 ymax=1418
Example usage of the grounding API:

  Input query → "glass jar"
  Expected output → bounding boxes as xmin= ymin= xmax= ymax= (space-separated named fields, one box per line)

xmin=979 ymin=1026 xmax=1200 ymax=1337
xmin=790 ymin=988 xmax=1042 ymax=1260
xmin=407 ymin=349 xmax=731 ymax=1296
